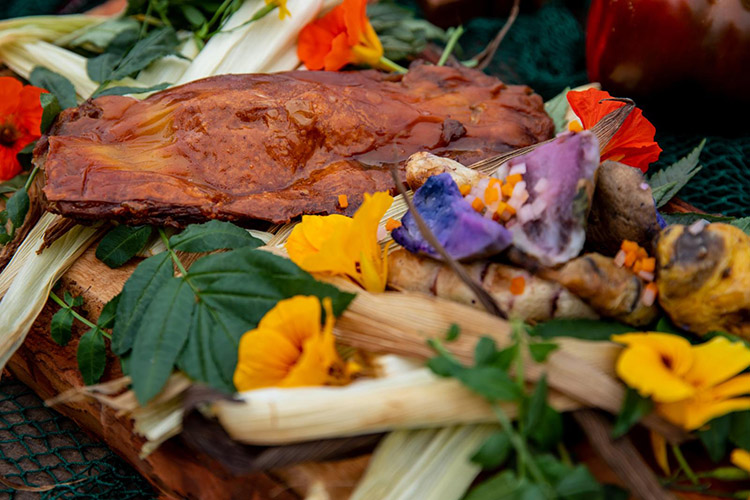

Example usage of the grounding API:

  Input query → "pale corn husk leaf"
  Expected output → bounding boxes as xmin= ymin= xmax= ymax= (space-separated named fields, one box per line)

xmin=350 ymin=425 xmax=498 ymax=500
xmin=0 ymin=15 xmax=103 ymax=47
xmin=0 ymin=214 xmax=100 ymax=372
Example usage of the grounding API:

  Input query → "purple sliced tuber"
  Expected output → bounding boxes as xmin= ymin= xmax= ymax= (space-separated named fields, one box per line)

xmin=392 ymin=173 xmax=513 ymax=261
xmin=506 ymin=130 xmax=600 ymax=266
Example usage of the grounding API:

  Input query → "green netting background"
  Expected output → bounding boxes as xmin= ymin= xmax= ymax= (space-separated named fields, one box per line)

xmin=0 ymin=0 xmax=748 ymax=498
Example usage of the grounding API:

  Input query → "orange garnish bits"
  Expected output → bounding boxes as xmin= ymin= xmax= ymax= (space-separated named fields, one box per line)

xmin=298 ymin=0 xmax=384 ymax=71
xmin=0 ymin=77 xmax=46 ymax=181
xmin=385 ymin=217 xmax=401 ymax=231
xmin=567 ymin=88 xmax=662 ymax=173
xmin=510 ymin=276 xmax=525 ymax=295
xmin=338 ymin=194 xmax=349 ymax=209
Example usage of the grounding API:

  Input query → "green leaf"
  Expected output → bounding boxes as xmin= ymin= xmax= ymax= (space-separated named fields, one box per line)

xmin=730 ymin=411 xmax=750 ymax=451
xmin=130 ymin=278 xmax=195 ymax=404
xmin=528 ymin=405 xmax=563 ymax=450
xmin=660 ymin=212 xmax=735 ymax=226
xmin=110 ymin=28 xmax=180 ymax=81
xmin=474 ymin=336 xmax=497 ymax=366
xmin=602 ymin=485 xmax=629 ymax=500
xmin=50 ymin=308 xmax=74 ymax=346
xmin=555 ymin=465 xmax=604 ymax=500
xmin=39 ymin=93 xmax=62 ymax=133
xmin=98 ymin=294 xmax=120 ymax=329
xmin=654 ymin=316 xmax=686 ymax=336
xmin=0 ymin=174 xmax=28 ymax=195
xmin=524 ymin=374 xmax=548 ymax=431
xmin=445 ymin=323 xmax=460 ymax=341
xmin=529 ymin=341 xmax=558 ymax=362
xmin=612 ymin=387 xmax=653 ymax=438
xmin=649 ymin=139 xmax=705 ymax=208
xmin=111 ymin=252 xmax=173 ymax=355
xmin=96 ymin=225 xmax=152 ymax=268
xmin=458 ymin=366 xmax=522 ymax=402
xmin=731 ymin=218 xmax=750 ymax=235
xmin=16 ymin=142 xmax=35 ymax=171
xmin=470 ymin=431 xmax=511 ymax=469
xmin=77 ymin=328 xmax=106 ymax=385
xmin=65 ymin=18 xmax=141 ymax=52
xmin=94 ymin=83 xmax=171 ymax=97
xmin=531 ymin=319 xmax=634 ymax=341
xmin=169 ymin=220 xmax=263 ymax=253
xmin=536 ymin=454 xmax=571 ymax=484
xmin=463 ymin=470 xmax=528 ymax=500
xmin=426 ymin=354 xmax=464 ymax=378
xmin=544 ymin=87 xmax=571 ymax=134
xmin=699 ymin=414 xmax=732 ymax=463
xmin=493 ymin=344 xmax=518 ymax=371
xmin=29 ymin=67 xmax=77 ymax=109
xmin=180 ymin=248 xmax=355 ymax=389
xmin=180 ymin=4 xmax=207 ymax=28
xmin=6 ymin=187 xmax=29 ymax=229
xmin=87 ymin=52 xmax=122 ymax=83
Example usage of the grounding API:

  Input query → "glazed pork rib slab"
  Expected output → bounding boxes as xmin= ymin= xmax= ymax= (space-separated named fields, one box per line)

xmin=37 ymin=64 xmax=554 ymax=226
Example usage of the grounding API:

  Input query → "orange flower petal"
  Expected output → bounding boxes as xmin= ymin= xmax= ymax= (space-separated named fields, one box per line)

xmin=0 ymin=77 xmax=23 ymax=117
xmin=324 ymin=32 xmax=353 ymax=71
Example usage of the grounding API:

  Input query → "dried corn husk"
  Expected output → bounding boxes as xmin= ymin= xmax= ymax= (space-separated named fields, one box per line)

xmin=0 ymin=15 xmax=103 ymax=47
xmin=0 ymin=214 xmax=99 ymax=372
xmin=350 ymin=425 xmax=498 ymax=500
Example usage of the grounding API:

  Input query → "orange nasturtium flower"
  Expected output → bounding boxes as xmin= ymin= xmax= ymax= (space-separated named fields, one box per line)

xmin=567 ymin=88 xmax=662 ymax=173
xmin=0 ymin=77 xmax=46 ymax=181
xmin=613 ymin=333 xmax=750 ymax=431
xmin=234 ymin=296 xmax=351 ymax=391
xmin=265 ymin=0 xmax=290 ymax=20
xmin=298 ymin=0 xmax=389 ymax=71
xmin=286 ymin=191 xmax=393 ymax=293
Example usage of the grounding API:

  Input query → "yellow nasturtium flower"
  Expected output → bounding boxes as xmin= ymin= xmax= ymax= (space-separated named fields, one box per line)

xmin=731 ymin=449 xmax=750 ymax=474
xmin=265 ymin=0 xmax=290 ymax=19
xmin=613 ymin=333 xmax=750 ymax=430
xmin=233 ymin=296 xmax=348 ymax=391
xmin=287 ymin=192 xmax=393 ymax=292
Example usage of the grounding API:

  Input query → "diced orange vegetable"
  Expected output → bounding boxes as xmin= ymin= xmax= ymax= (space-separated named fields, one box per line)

xmin=624 ymin=251 xmax=637 ymax=267
xmin=621 ymin=240 xmax=639 ymax=253
xmin=632 ymin=260 xmax=643 ymax=273
xmin=501 ymin=183 xmax=515 ymax=197
xmin=459 ymin=184 xmax=472 ymax=196
xmin=645 ymin=282 xmax=658 ymax=295
xmin=636 ymin=247 xmax=649 ymax=260
xmin=568 ymin=120 xmax=583 ymax=132
xmin=506 ymin=173 xmax=523 ymax=186
xmin=471 ymin=197 xmax=485 ymax=213
xmin=641 ymin=257 xmax=656 ymax=273
xmin=338 ymin=194 xmax=348 ymax=208
xmin=510 ymin=276 xmax=525 ymax=295
xmin=385 ymin=217 xmax=402 ymax=231
xmin=484 ymin=184 xmax=499 ymax=204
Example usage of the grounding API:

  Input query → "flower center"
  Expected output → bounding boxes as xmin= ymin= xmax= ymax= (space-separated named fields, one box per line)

xmin=0 ymin=122 xmax=20 ymax=148
xmin=660 ymin=354 xmax=673 ymax=370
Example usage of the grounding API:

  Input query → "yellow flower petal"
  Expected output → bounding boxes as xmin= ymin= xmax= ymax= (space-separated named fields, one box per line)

xmin=658 ymin=397 xmax=750 ymax=431
xmin=615 ymin=342 xmax=695 ymax=403
xmin=731 ymin=449 xmax=750 ymax=473
xmin=612 ymin=333 xmax=694 ymax=377
xmin=710 ymin=373 xmax=750 ymax=400
xmin=287 ymin=214 xmax=352 ymax=263
xmin=650 ymin=431 xmax=670 ymax=475
xmin=257 ymin=295 xmax=321 ymax=348
xmin=684 ymin=336 xmax=750 ymax=390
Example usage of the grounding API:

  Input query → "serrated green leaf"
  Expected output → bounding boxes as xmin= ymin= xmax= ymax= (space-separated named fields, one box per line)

xmin=87 ymin=52 xmax=122 ymax=83
xmin=130 ymin=278 xmax=194 ymax=404
xmin=524 ymin=374 xmax=548 ymax=431
xmin=555 ymin=465 xmax=604 ymax=500
xmin=6 ymin=187 xmax=29 ymax=228
xmin=426 ymin=354 xmax=464 ymax=378
xmin=531 ymin=319 xmax=633 ymax=341
xmin=731 ymin=218 xmax=750 ymax=235
xmin=458 ymin=366 xmax=522 ymax=402
xmin=98 ymin=294 xmax=120 ymax=329
xmin=529 ymin=341 xmax=558 ymax=362
xmin=445 ymin=323 xmax=460 ymax=341
xmin=96 ymin=225 xmax=153 ymax=268
xmin=474 ymin=336 xmax=497 ymax=366
xmin=111 ymin=252 xmax=173 ymax=355
xmin=493 ymin=344 xmax=518 ymax=371
xmin=470 ymin=431 xmax=511 ymax=469
xmin=528 ymin=405 xmax=563 ymax=450
xmin=544 ymin=86 xmax=571 ymax=134
xmin=65 ymin=18 xmax=141 ymax=51
xmin=649 ymin=139 xmax=705 ymax=208
xmin=699 ymin=414 xmax=731 ymax=463
xmin=612 ymin=387 xmax=653 ymax=438
xmin=660 ymin=211 xmax=735 ymax=227
xmin=169 ymin=220 xmax=263 ymax=253
xmin=464 ymin=470 xmax=542 ymax=500
xmin=94 ymin=83 xmax=171 ymax=97
xmin=39 ymin=93 xmax=61 ymax=133
xmin=110 ymin=28 xmax=179 ymax=81
xmin=77 ymin=328 xmax=106 ymax=385
xmin=50 ymin=308 xmax=74 ymax=346
xmin=63 ymin=291 xmax=74 ymax=304
xmin=29 ymin=67 xmax=77 ymax=109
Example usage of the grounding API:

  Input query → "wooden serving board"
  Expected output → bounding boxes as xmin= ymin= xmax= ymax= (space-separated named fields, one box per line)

xmin=6 ymin=245 xmax=370 ymax=500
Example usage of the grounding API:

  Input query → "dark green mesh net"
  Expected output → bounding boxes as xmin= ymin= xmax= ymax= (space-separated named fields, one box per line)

xmin=0 ymin=0 xmax=747 ymax=497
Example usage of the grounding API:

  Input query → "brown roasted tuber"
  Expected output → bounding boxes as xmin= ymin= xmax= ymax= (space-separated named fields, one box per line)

xmin=537 ymin=253 xmax=659 ymax=327
xmin=387 ymin=248 xmax=597 ymax=322
xmin=656 ymin=223 xmax=750 ymax=336
xmin=586 ymin=161 xmax=662 ymax=256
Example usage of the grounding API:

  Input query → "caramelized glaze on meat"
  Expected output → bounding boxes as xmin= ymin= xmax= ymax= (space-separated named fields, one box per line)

xmin=38 ymin=63 xmax=553 ymax=225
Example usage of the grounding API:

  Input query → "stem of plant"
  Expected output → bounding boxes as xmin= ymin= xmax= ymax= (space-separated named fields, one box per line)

xmin=23 ymin=166 xmax=39 ymax=192
xmin=158 ymin=228 xmax=201 ymax=296
xmin=378 ymin=56 xmax=408 ymax=74
xmin=492 ymin=404 xmax=553 ymax=497
xmin=49 ymin=291 xmax=111 ymax=339
xmin=512 ymin=323 xmax=527 ymax=478
xmin=438 ymin=25 xmax=464 ymax=66
xmin=672 ymin=444 xmax=699 ymax=485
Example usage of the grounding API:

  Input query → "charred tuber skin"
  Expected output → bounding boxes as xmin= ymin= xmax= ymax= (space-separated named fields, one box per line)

xmin=656 ymin=223 xmax=750 ymax=337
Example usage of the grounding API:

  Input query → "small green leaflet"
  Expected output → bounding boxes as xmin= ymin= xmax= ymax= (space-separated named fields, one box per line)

xmin=554 ymin=465 xmax=605 ymax=499
xmin=730 ymin=411 xmax=750 ymax=451
xmin=94 ymin=83 xmax=171 ymax=97
xmin=6 ymin=188 xmax=29 ymax=228
xmin=544 ymin=86 xmax=571 ymax=134
xmin=169 ymin=220 xmax=263 ymax=253
xmin=39 ymin=93 xmax=62 ymax=133
xmin=612 ymin=387 xmax=653 ymax=438
xmin=77 ymin=327 xmax=106 ymax=385
xmin=649 ymin=139 xmax=705 ymax=208
xmin=530 ymin=318 xmax=634 ymax=341
xmin=50 ymin=309 xmax=74 ymax=346
xmin=464 ymin=470 xmax=544 ymax=500
xmin=29 ymin=67 xmax=77 ymax=109
xmin=0 ymin=174 xmax=28 ymax=195
xmin=96 ymin=225 xmax=153 ymax=268
xmin=470 ymin=431 xmax=511 ymax=469
xmin=523 ymin=376 xmax=563 ymax=450
xmin=699 ymin=414 xmax=732 ymax=463
xmin=529 ymin=341 xmax=559 ymax=362
xmin=660 ymin=212 xmax=750 ymax=236
xmin=367 ymin=3 xmax=447 ymax=61
xmin=445 ymin=323 xmax=460 ymax=342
